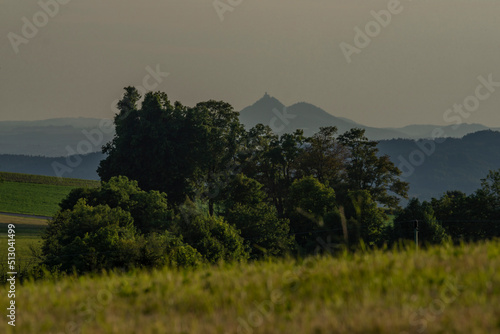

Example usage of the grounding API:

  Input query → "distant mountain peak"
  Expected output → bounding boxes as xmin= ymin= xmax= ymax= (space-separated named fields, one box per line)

xmin=246 ymin=93 xmax=284 ymax=111
xmin=257 ymin=92 xmax=279 ymax=102
xmin=239 ymin=95 xmax=496 ymax=140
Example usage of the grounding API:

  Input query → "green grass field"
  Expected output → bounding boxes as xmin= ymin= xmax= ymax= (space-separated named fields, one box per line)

xmin=0 ymin=172 xmax=100 ymax=216
xmin=0 ymin=181 xmax=76 ymax=216
xmin=0 ymin=240 xmax=498 ymax=334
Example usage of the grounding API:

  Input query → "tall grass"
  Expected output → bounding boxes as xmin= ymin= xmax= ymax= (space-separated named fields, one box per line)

xmin=0 ymin=240 xmax=498 ymax=333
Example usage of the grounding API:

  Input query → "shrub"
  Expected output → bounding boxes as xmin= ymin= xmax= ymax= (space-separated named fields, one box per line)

xmin=139 ymin=232 xmax=202 ymax=268
xmin=42 ymin=199 xmax=140 ymax=273
xmin=226 ymin=203 xmax=294 ymax=259
xmin=59 ymin=176 xmax=173 ymax=234
xmin=177 ymin=203 xmax=249 ymax=264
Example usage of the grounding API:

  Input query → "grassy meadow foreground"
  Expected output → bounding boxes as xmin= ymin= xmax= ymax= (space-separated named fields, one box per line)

xmin=1 ymin=240 xmax=499 ymax=334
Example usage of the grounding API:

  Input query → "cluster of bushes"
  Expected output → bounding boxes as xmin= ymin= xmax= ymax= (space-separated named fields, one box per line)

xmin=41 ymin=177 xmax=246 ymax=273
xmin=39 ymin=175 xmax=374 ymax=273
xmin=40 ymin=170 xmax=500 ymax=274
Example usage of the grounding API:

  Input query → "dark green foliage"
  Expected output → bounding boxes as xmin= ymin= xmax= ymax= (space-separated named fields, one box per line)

xmin=431 ymin=170 xmax=500 ymax=241
xmin=344 ymin=190 xmax=387 ymax=246
xmin=177 ymin=203 xmax=249 ymax=264
xmin=286 ymin=176 xmax=337 ymax=220
xmin=241 ymin=127 xmax=306 ymax=216
xmin=390 ymin=198 xmax=449 ymax=245
xmin=59 ymin=176 xmax=173 ymax=234
xmin=139 ymin=232 xmax=202 ymax=268
xmin=191 ymin=100 xmax=246 ymax=214
xmin=431 ymin=191 xmax=471 ymax=222
xmin=286 ymin=176 xmax=342 ymax=254
xmin=42 ymin=199 xmax=202 ymax=273
xmin=43 ymin=174 xmax=252 ymax=272
xmin=98 ymin=88 xmax=196 ymax=204
xmin=42 ymin=199 xmax=140 ymax=273
xmin=96 ymin=89 xmax=410 ymax=253
xmin=219 ymin=174 xmax=267 ymax=211
xmin=295 ymin=126 xmax=348 ymax=186
xmin=98 ymin=89 xmax=246 ymax=208
xmin=337 ymin=128 xmax=409 ymax=209
xmin=219 ymin=174 xmax=294 ymax=259
xmin=42 ymin=176 xmax=203 ymax=273
xmin=226 ymin=203 xmax=294 ymax=259
xmin=476 ymin=169 xmax=500 ymax=220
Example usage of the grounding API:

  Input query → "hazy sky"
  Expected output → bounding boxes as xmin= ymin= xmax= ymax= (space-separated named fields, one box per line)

xmin=1 ymin=0 xmax=499 ymax=127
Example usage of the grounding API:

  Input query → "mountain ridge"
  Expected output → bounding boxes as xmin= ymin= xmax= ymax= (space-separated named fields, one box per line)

xmin=238 ymin=93 xmax=496 ymax=140
xmin=1 ymin=95 xmax=498 ymax=157
xmin=1 ymin=130 xmax=499 ymax=201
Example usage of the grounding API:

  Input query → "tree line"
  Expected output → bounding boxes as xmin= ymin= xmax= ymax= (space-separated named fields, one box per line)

xmin=37 ymin=88 xmax=499 ymax=274
xmin=390 ymin=169 xmax=500 ymax=244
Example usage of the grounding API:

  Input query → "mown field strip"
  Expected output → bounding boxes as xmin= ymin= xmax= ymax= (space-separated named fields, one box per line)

xmin=0 ymin=171 xmax=100 ymax=187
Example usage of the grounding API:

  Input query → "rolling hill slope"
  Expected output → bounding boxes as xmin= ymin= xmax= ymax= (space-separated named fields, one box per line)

xmin=0 ymin=172 xmax=100 ymax=216
xmin=378 ymin=130 xmax=500 ymax=200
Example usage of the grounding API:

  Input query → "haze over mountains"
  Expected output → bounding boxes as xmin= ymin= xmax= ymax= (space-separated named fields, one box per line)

xmin=1 ymin=94 xmax=498 ymax=157
xmin=0 ymin=118 xmax=114 ymax=157
xmin=1 ymin=95 xmax=499 ymax=201
xmin=239 ymin=94 xmax=497 ymax=140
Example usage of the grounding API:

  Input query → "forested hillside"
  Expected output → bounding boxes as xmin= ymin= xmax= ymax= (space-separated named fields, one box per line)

xmin=378 ymin=130 xmax=500 ymax=199
xmin=2 ymin=131 xmax=499 ymax=201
